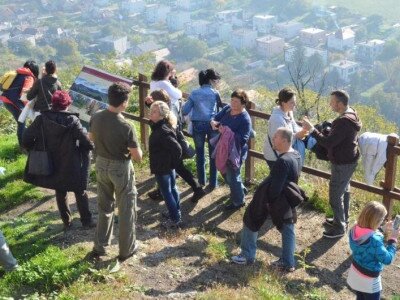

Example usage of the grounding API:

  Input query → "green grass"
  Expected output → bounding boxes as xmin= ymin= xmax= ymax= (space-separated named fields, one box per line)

xmin=0 ymin=212 xmax=92 ymax=297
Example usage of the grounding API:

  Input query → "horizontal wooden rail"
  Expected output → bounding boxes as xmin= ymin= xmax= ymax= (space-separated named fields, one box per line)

xmin=248 ymin=149 xmax=400 ymax=201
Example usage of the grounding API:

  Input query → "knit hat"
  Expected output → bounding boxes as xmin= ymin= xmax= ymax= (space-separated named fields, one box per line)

xmin=51 ymin=90 xmax=72 ymax=111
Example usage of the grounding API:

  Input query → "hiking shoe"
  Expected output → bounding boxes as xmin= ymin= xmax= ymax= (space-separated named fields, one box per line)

xmin=270 ymin=259 xmax=295 ymax=272
xmin=323 ymin=227 xmax=345 ymax=239
xmin=231 ymin=254 xmax=254 ymax=265
xmin=225 ymin=203 xmax=245 ymax=211
xmin=148 ymin=189 xmax=163 ymax=201
xmin=190 ymin=188 xmax=206 ymax=203
xmin=161 ymin=219 xmax=182 ymax=230
xmin=118 ymin=243 xmax=139 ymax=262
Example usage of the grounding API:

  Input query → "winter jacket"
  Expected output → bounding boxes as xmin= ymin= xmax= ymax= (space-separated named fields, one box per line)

xmin=210 ymin=126 xmax=241 ymax=174
xmin=358 ymin=132 xmax=389 ymax=185
xmin=182 ymin=84 xmax=219 ymax=121
xmin=27 ymin=75 xmax=62 ymax=112
xmin=149 ymin=119 xmax=182 ymax=175
xmin=243 ymin=151 xmax=303 ymax=231
xmin=1 ymin=67 xmax=36 ymax=110
xmin=349 ymin=225 xmax=397 ymax=275
xmin=263 ymin=107 xmax=302 ymax=161
xmin=22 ymin=111 xmax=93 ymax=191
xmin=311 ymin=107 xmax=362 ymax=165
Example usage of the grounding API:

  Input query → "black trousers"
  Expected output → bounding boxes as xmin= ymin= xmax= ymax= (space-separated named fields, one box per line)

xmin=175 ymin=160 xmax=201 ymax=191
xmin=55 ymin=190 xmax=92 ymax=225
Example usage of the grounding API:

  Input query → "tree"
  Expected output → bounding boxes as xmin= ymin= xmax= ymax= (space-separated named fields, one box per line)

xmin=286 ymin=45 xmax=328 ymax=119
xmin=378 ymin=40 xmax=400 ymax=61
xmin=173 ymin=36 xmax=208 ymax=61
xmin=56 ymin=39 xmax=80 ymax=59
xmin=365 ymin=14 xmax=383 ymax=35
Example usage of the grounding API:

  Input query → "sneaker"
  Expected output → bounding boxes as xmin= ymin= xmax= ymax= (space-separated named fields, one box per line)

xmin=63 ymin=222 xmax=72 ymax=231
xmin=190 ymin=188 xmax=206 ymax=203
xmin=161 ymin=218 xmax=182 ymax=229
xmin=270 ymin=259 xmax=295 ymax=272
xmin=148 ymin=189 xmax=163 ymax=201
xmin=225 ymin=203 xmax=245 ymax=211
xmin=323 ymin=227 xmax=345 ymax=239
xmin=118 ymin=243 xmax=139 ymax=262
xmin=231 ymin=254 xmax=253 ymax=265
xmin=324 ymin=218 xmax=349 ymax=230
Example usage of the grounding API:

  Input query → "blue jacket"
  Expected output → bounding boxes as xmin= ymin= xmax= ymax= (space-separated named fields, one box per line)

xmin=182 ymin=84 xmax=219 ymax=121
xmin=214 ymin=105 xmax=251 ymax=162
xmin=349 ymin=225 xmax=397 ymax=273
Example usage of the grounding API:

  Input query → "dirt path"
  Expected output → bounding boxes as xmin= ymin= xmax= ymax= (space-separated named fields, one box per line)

xmin=3 ymin=175 xmax=400 ymax=299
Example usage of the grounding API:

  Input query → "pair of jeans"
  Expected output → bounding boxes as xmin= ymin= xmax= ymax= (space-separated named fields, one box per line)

xmin=223 ymin=163 xmax=244 ymax=207
xmin=330 ymin=163 xmax=357 ymax=231
xmin=239 ymin=223 xmax=295 ymax=267
xmin=4 ymin=102 xmax=25 ymax=146
xmin=279 ymin=222 xmax=296 ymax=268
xmin=55 ymin=190 xmax=92 ymax=226
xmin=356 ymin=291 xmax=380 ymax=300
xmin=94 ymin=157 xmax=137 ymax=258
xmin=156 ymin=170 xmax=181 ymax=223
xmin=192 ymin=121 xmax=218 ymax=188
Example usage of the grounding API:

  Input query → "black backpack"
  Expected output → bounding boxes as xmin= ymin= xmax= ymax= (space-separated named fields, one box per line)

xmin=310 ymin=121 xmax=332 ymax=161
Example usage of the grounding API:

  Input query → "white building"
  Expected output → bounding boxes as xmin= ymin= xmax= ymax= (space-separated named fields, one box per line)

xmin=327 ymin=27 xmax=355 ymax=51
xmin=252 ymin=14 xmax=277 ymax=34
xmin=330 ymin=60 xmax=359 ymax=82
xmin=145 ymin=4 xmax=171 ymax=24
xmin=185 ymin=20 xmax=214 ymax=37
xmin=285 ymin=46 xmax=329 ymax=65
xmin=230 ymin=29 xmax=258 ymax=50
xmin=275 ymin=21 xmax=304 ymax=40
xmin=216 ymin=9 xmax=243 ymax=27
xmin=99 ymin=36 xmax=128 ymax=55
xmin=217 ymin=22 xmax=233 ymax=42
xmin=300 ymin=27 xmax=326 ymax=46
xmin=256 ymin=35 xmax=285 ymax=57
xmin=356 ymin=39 xmax=385 ymax=64
xmin=121 ymin=0 xmax=145 ymax=14
xmin=177 ymin=0 xmax=210 ymax=11
xmin=167 ymin=11 xmax=191 ymax=31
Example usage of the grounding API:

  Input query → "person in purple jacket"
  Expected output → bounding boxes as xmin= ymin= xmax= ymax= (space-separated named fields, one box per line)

xmin=210 ymin=89 xmax=252 ymax=210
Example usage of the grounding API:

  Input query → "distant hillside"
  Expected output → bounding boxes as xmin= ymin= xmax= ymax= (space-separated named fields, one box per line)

xmin=314 ymin=0 xmax=400 ymax=22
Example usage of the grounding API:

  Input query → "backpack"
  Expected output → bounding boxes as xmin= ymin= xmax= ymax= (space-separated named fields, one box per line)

xmin=310 ymin=121 xmax=332 ymax=161
xmin=0 ymin=70 xmax=17 ymax=91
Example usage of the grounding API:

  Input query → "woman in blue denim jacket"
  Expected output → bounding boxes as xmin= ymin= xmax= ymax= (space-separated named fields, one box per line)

xmin=182 ymin=69 xmax=221 ymax=190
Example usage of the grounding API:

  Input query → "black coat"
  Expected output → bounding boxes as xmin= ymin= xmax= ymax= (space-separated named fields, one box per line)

xmin=149 ymin=119 xmax=182 ymax=175
xmin=22 ymin=111 xmax=93 ymax=191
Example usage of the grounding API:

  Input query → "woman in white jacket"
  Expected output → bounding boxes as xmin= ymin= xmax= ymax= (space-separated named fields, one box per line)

xmin=263 ymin=88 xmax=307 ymax=169
xmin=150 ymin=60 xmax=182 ymax=119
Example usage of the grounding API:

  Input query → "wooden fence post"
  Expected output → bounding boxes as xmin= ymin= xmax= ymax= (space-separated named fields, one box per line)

xmin=245 ymin=100 xmax=256 ymax=185
xmin=138 ymin=73 xmax=149 ymax=151
xmin=381 ymin=135 xmax=399 ymax=218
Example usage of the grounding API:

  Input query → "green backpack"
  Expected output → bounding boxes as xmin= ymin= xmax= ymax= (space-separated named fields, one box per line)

xmin=0 ymin=70 xmax=17 ymax=91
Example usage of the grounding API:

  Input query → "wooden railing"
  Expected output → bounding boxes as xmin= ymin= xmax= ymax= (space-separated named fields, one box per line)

xmin=123 ymin=74 xmax=400 ymax=217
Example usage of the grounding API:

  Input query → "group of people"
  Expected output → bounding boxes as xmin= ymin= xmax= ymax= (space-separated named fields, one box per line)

xmin=0 ymin=59 xmax=398 ymax=299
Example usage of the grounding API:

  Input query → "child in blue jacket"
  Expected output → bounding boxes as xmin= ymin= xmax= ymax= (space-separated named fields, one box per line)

xmin=347 ymin=201 xmax=398 ymax=300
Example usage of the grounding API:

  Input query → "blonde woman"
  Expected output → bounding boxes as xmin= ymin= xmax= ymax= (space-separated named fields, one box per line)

xmin=347 ymin=201 xmax=399 ymax=299
xmin=149 ymin=101 xmax=182 ymax=229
